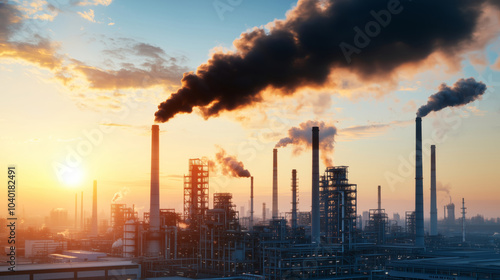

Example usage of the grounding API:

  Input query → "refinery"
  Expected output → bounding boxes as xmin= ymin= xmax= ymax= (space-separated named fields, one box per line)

xmin=1 ymin=117 xmax=499 ymax=280
xmin=1 ymin=0 xmax=500 ymax=279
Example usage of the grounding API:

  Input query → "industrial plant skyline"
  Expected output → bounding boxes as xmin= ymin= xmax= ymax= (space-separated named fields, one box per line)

xmin=1 ymin=0 xmax=500 ymax=225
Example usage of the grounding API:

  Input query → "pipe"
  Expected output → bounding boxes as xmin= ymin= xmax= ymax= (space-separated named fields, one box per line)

xmin=250 ymin=176 xmax=254 ymax=230
xmin=91 ymin=180 xmax=98 ymax=236
xmin=415 ymin=117 xmax=424 ymax=247
xmin=430 ymin=145 xmax=438 ymax=236
xmin=312 ymin=126 xmax=320 ymax=244
xmin=292 ymin=169 xmax=298 ymax=230
xmin=272 ymin=149 xmax=278 ymax=219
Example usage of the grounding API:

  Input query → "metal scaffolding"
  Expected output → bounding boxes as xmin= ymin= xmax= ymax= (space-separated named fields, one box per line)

xmin=184 ymin=158 xmax=209 ymax=228
xmin=319 ymin=166 xmax=357 ymax=247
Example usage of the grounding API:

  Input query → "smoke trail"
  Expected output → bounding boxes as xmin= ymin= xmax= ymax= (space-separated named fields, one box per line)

xmin=417 ymin=78 xmax=487 ymax=117
xmin=276 ymin=120 xmax=337 ymax=166
xmin=111 ymin=187 xmax=130 ymax=203
xmin=210 ymin=147 xmax=251 ymax=178
xmin=155 ymin=0 xmax=499 ymax=122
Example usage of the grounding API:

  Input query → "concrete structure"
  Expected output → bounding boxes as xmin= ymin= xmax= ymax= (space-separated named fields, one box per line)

xmin=415 ymin=117 xmax=424 ymax=247
xmin=430 ymin=145 xmax=437 ymax=236
xmin=291 ymin=169 xmax=298 ymax=230
xmin=91 ymin=180 xmax=98 ymax=236
xmin=148 ymin=124 xmax=161 ymax=256
xmin=311 ymin=126 xmax=320 ymax=244
xmin=272 ymin=148 xmax=278 ymax=219
xmin=250 ymin=176 xmax=254 ymax=230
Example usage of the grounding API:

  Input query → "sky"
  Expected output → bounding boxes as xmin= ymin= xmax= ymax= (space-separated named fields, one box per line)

xmin=1 ymin=0 xmax=500 ymax=227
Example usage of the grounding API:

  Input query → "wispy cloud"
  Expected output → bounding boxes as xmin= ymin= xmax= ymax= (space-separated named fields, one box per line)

xmin=339 ymin=120 xmax=412 ymax=141
xmin=75 ymin=0 xmax=112 ymax=7
xmin=1 ymin=2 xmax=187 ymax=112
xmin=78 ymin=9 xmax=95 ymax=22
xmin=15 ymin=0 xmax=59 ymax=21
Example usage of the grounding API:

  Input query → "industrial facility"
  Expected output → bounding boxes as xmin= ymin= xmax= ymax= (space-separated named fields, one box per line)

xmin=2 ymin=120 xmax=500 ymax=280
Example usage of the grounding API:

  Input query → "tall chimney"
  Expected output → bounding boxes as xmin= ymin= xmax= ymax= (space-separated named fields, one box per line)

xmin=250 ymin=176 xmax=254 ymax=230
xmin=312 ymin=126 xmax=320 ymax=244
xmin=461 ymin=198 xmax=466 ymax=242
xmin=292 ymin=169 xmax=298 ymax=230
xmin=262 ymin=203 xmax=266 ymax=222
xmin=148 ymin=124 xmax=161 ymax=256
xmin=378 ymin=185 xmax=381 ymax=211
xmin=91 ymin=180 xmax=98 ymax=236
xmin=81 ymin=191 xmax=83 ymax=230
xmin=430 ymin=145 xmax=437 ymax=236
xmin=415 ymin=117 xmax=424 ymax=247
xmin=75 ymin=193 xmax=77 ymax=229
xmin=272 ymin=149 xmax=278 ymax=219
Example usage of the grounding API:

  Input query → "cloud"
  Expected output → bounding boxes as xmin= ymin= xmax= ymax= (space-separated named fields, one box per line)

xmin=1 ymin=2 xmax=187 ymax=111
xmin=339 ymin=120 xmax=412 ymax=141
xmin=14 ymin=0 xmax=59 ymax=21
xmin=78 ymin=9 xmax=95 ymax=22
xmin=491 ymin=56 xmax=500 ymax=71
xmin=75 ymin=0 xmax=112 ymax=6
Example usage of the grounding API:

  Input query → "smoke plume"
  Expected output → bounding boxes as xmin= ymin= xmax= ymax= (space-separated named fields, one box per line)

xmin=417 ymin=78 xmax=487 ymax=117
xmin=155 ymin=0 xmax=499 ymax=122
xmin=111 ymin=187 xmax=130 ymax=203
xmin=276 ymin=120 xmax=337 ymax=166
xmin=210 ymin=147 xmax=251 ymax=178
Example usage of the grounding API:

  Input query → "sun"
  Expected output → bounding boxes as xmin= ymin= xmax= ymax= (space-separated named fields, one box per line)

xmin=61 ymin=167 xmax=84 ymax=187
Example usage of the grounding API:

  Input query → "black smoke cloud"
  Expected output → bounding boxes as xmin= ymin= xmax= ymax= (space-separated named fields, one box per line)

xmin=276 ymin=120 xmax=337 ymax=166
xmin=210 ymin=147 xmax=251 ymax=178
xmin=155 ymin=0 xmax=499 ymax=122
xmin=417 ymin=78 xmax=487 ymax=117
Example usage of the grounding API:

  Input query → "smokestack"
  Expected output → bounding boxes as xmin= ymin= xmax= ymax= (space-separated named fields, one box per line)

xmin=430 ymin=145 xmax=438 ymax=236
xmin=272 ymin=149 xmax=278 ymax=219
xmin=312 ymin=126 xmax=320 ymax=244
xmin=378 ymin=185 xmax=381 ymax=211
xmin=81 ymin=191 xmax=83 ymax=230
xmin=292 ymin=169 xmax=298 ymax=230
xmin=75 ymin=193 xmax=77 ymax=229
xmin=91 ymin=180 xmax=98 ymax=236
xmin=250 ymin=176 xmax=254 ymax=230
xmin=148 ymin=124 xmax=161 ymax=256
xmin=461 ymin=198 xmax=466 ymax=242
xmin=262 ymin=203 xmax=266 ymax=222
xmin=415 ymin=117 xmax=424 ymax=247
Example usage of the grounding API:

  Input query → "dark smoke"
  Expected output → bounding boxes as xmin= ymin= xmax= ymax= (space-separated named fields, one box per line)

xmin=276 ymin=120 xmax=337 ymax=166
xmin=155 ymin=0 xmax=498 ymax=122
xmin=210 ymin=147 xmax=251 ymax=178
xmin=417 ymin=78 xmax=487 ymax=117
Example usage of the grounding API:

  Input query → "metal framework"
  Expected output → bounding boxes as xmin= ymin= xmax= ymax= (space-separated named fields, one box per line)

xmin=364 ymin=209 xmax=389 ymax=244
xmin=183 ymin=158 xmax=209 ymax=227
xmin=319 ymin=166 xmax=357 ymax=247
xmin=199 ymin=193 xmax=256 ymax=276
xmin=405 ymin=211 xmax=416 ymax=237
xmin=111 ymin=204 xmax=136 ymax=238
